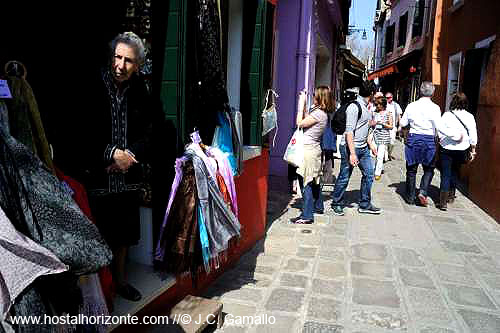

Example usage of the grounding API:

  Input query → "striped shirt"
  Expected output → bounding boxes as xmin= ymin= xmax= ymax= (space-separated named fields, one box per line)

xmin=373 ymin=110 xmax=391 ymax=145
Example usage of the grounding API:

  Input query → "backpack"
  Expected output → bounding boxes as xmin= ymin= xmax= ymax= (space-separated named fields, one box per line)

xmin=331 ymin=101 xmax=362 ymax=135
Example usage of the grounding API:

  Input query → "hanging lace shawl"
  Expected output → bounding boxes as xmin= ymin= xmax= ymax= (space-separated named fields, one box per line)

xmin=0 ymin=206 xmax=67 ymax=320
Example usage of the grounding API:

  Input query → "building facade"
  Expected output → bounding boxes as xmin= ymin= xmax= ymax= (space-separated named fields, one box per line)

xmin=270 ymin=0 xmax=351 ymax=178
xmin=370 ymin=0 xmax=431 ymax=109
xmin=371 ymin=0 xmax=500 ymax=222
xmin=423 ymin=0 xmax=500 ymax=221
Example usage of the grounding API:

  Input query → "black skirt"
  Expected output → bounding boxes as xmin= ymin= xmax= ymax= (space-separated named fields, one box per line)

xmin=89 ymin=191 xmax=141 ymax=249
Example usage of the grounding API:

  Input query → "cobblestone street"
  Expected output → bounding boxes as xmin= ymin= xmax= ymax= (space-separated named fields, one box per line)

xmin=202 ymin=141 xmax=500 ymax=333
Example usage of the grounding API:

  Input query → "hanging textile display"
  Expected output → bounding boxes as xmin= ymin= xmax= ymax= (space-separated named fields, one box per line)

xmin=0 ymin=101 xmax=111 ymax=331
xmin=155 ymin=131 xmax=240 ymax=279
xmin=54 ymin=168 xmax=112 ymax=320
xmin=4 ymin=61 xmax=55 ymax=174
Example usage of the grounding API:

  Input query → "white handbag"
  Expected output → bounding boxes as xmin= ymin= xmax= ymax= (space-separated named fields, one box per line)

xmin=283 ymin=128 xmax=304 ymax=168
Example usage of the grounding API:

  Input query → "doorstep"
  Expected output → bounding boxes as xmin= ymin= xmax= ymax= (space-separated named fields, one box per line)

xmin=109 ymin=261 xmax=176 ymax=332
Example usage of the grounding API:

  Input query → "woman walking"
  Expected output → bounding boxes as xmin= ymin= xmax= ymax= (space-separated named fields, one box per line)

xmin=372 ymin=97 xmax=393 ymax=180
xmin=290 ymin=86 xmax=333 ymax=224
xmin=437 ymin=92 xmax=478 ymax=210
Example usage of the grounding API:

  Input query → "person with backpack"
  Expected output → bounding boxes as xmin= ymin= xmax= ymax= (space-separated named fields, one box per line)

xmin=330 ymin=81 xmax=381 ymax=216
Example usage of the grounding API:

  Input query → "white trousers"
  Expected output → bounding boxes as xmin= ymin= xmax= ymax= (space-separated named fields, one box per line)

xmin=375 ymin=144 xmax=387 ymax=176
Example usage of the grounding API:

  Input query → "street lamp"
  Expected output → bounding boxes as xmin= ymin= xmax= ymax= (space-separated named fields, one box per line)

xmin=348 ymin=25 xmax=368 ymax=40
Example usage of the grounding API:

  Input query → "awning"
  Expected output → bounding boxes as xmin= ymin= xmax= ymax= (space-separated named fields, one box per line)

xmin=367 ymin=64 xmax=398 ymax=81
xmin=345 ymin=68 xmax=363 ymax=78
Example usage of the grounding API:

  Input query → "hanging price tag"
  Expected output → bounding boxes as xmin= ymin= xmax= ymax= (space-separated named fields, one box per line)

xmin=0 ymin=80 xmax=12 ymax=99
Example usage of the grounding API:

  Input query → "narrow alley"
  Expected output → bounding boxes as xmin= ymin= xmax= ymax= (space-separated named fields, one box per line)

xmin=204 ymin=140 xmax=500 ymax=333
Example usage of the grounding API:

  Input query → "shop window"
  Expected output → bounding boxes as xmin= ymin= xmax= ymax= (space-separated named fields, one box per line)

xmin=385 ymin=24 xmax=395 ymax=54
xmin=412 ymin=0 xmax=425 ymax=38
xmin=240 ymin=0 xmax=274 ymax=145
xmin=398 ymin=12 xmax=408 ymax=47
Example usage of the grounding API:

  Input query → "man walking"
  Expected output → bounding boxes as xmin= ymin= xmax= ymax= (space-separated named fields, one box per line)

xmin=331 ymin=81 xmax=381 ymax=216
xmin=385 ymin=92 xmax=402 ymax=160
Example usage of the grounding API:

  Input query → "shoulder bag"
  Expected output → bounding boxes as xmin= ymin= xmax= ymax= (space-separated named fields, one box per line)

xmin=450 ymin=111 xmax=473 ymax=162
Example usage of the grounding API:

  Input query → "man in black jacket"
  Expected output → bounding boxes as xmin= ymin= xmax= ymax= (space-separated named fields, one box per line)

xmin=82 ymin=32 xmax=153 ymax=302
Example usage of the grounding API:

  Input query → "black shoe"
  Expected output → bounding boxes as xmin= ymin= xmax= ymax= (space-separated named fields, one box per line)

xmin=117 ymin=283 xmax=142 ymax=302
xmin=404 ymin=195 xmax=415 ymax=205
xmin=291 ymin=218 xmax=313 ymax=224
xmin=315 ymin=209 xmax=324 ymax=214
xmin=358 ymin=205 xmax=382 ymax=214
xmin=332 ymin=205 xmax=345 ymax=216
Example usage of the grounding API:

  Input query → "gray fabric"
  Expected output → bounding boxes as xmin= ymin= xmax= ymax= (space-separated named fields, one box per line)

xmin=187 ymin=150 xmax=241 ymax=256
xmin=0 ymin=206 xmax=67 ymax=320
xmin=341 ymin=95 xmax=372 ymax=148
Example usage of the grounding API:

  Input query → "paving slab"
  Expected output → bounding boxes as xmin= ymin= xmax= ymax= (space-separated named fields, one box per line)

xmin=352 ymin=278 xmax=401 ymax=308
xmin=351 ymin=243 xmax=388 ymax=262
xmin=311 ymin=279 xmax=344 ymax=299
xmin=280 ymin=273 xmax=308 ymax=289
xmin=418 ymin=327 xmax=456 ymax=333
xmin=456 ymin=309 xmax=500 ymax=333
xmin=317 ymin=260 xmax=347 ymax=279
xmin=465 ymin=255 xmax=500 ymax=275
xmin=283 ymin=258 xmax=313 ymax=273
xmin=307 ymin=297 xmax=342 ymax=321
xmin=399 ymin=267 xmax=436 ymax=289
xmin=351 ymin=308 xmax=408 ymax=331
xmin=394 ymin=247 xmax=426 ymax=267
xmin=443 ymin=284 xmax=497 ymax=310
xmin=407 ymin=288 xmax=453 ymax=326
xmin=265 ymin=288 xmax=305 ymax=312
xmin=296 ymin=246 xmax=318 ymax=259
xmin=434 ymin=263 xmax=477 ymax=286
xmin=351 ymin=261 xmax=393 ymax=279
xmin=302 ymin=322 xmax=344 ymax=333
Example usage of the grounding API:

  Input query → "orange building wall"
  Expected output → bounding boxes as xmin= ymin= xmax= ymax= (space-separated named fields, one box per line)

xmin=424 ymin=0 xmax=500 ymax=222
xmin=469 ymin=38 xmax=500 ymax=222
xmin=115 ymin=150 xmax=270 ymax=332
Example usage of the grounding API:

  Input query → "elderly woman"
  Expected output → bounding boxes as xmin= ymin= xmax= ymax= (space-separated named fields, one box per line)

xmin=437 ymin=92 xmax=478 ymax=210
xmin=290 ymin=86 xmax=333 ymax=224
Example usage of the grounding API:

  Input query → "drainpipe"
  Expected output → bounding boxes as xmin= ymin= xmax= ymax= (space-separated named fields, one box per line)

xmin=431 ymin=0 xmax=443 ymax=86
xmin=295 ymin=0 xmax=311 ymax=110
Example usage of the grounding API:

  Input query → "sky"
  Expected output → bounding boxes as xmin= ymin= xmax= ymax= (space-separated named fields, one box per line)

xmin=348 ymin=0 xmax=377 ymax=47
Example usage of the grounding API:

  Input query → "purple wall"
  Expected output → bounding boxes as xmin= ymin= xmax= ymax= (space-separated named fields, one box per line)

xmin=270 ymin=0 xmax=343 ymax=177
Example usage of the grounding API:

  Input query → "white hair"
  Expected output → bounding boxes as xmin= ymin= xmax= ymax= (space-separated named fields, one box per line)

xmin=110 ymin=32 xmax=146 ymax=67
xmin=420 ymin=81 xmax=435 ymax=97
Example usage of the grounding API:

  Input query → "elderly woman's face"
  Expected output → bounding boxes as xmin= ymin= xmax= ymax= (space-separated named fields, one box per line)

xmin=112 ymin=42 xmax=138 ymax=83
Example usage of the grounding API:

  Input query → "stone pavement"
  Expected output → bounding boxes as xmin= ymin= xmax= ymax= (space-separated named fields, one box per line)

xmin=203 ymin=141 xmax=500 ymax=333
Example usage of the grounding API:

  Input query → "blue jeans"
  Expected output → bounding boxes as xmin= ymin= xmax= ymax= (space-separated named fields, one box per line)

xmin=406 ymin=163 xmax=434 ymax=200
xmin=439 ymin=148 xmax=465 ymax=192
xmin=298 ymin=175 xmax=324 ymax=220
xmin=331 ymin=145 xmax=374 ymax=209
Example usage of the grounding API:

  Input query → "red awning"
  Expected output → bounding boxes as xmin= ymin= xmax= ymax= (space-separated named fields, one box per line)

xmin=367 ymin=64 xmax=398 ymax=81
xmin=268 ymin=0 xmax=278 ymax=4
